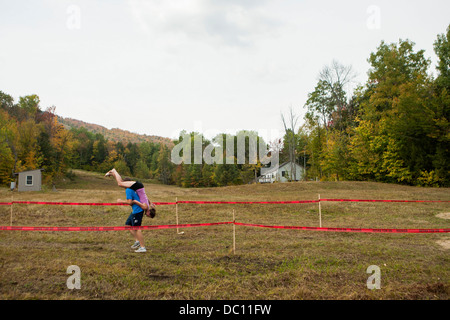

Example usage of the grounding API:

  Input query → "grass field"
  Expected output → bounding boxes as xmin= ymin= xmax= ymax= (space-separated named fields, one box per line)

xmin=0 ymin=170 xmax=449 ymax=300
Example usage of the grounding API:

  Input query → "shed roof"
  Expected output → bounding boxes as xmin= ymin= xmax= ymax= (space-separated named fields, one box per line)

xmin=13 ymin=169 xmax=45 ymax=175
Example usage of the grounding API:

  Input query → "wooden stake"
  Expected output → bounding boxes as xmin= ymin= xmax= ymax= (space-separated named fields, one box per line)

xmin=232 ymin=209 xmax=236 ymax=255
xmin=10 ymin=194 xmax=13 ymax=226
xmin=176 ymin=197 xmax=179 ymax=233
xmin=176 ymin=197 xmax=184 ymax=235
xmin=318 ymin=194 xmax=322 ymax=228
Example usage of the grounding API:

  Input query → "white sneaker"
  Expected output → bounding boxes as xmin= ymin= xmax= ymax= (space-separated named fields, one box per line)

xmin=135 ymin=247 xmax=147 ymax=253
xmin=131 ymin=241 xmax=140 ymax=249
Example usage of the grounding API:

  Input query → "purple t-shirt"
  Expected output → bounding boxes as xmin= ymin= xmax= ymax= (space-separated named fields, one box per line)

xmin=136 ymin=188 xmax=149 ymax=208
xmin=130 ymin=182 xmax=150 ymax=209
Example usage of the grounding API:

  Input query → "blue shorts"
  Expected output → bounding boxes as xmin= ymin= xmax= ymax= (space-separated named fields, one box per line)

xmin=125 ymin=210 xmax=144 ymax=227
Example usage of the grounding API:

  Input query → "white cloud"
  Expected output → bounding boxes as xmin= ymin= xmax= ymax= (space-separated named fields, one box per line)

xmin=127 ymin=0 xmax=282 ymax=48
xmin=1 ymin=0 xmax=449 ymax=139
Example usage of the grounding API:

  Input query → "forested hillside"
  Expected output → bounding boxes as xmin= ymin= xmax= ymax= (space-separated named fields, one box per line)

xmin=0 ymin=97 xmax=267 ymax=187
xmin=58 ymin=117 xmax=173 ymax=147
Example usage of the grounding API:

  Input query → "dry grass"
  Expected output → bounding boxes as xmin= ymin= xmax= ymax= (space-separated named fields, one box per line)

xmin=0 ymin=170 xmax=449 ymax=300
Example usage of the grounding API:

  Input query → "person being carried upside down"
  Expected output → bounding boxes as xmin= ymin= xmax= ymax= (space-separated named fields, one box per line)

xmin=105 ymin=168 xmax=156 ymax=253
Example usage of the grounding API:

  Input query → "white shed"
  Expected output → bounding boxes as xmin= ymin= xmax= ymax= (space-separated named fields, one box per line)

xmin=13 ymin=169 xmax=44 ymax=192
xmin=258 ymin=161 xmax=304 ymax=183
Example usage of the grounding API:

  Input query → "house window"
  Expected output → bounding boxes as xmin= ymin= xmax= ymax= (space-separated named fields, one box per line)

xmin=282 ymin=171 xmax=286 ymax=177
xmin=26 ymin=175 xmax=33 ymax=186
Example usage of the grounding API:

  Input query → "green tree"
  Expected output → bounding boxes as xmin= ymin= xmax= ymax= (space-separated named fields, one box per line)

xmin=434 ymin=24 xmax=450 ymax=90
xmin=18 ymin=94 xmax=41 ymax=120
xmin=347 ymin=118 xmax=383 ymax=181
xmin=0 ymin=91 xmax=14 ymax=110
xmin=187 ymin=164 xmax=202 ymax=187
xmin=70 ymin=127 xmax=95 ymax=168
xmin=305 ymin=61 xmax=356 ymax=133
xmin=124 ymin=142 xmax=139 ymax=175
xmin=281 ymin=107 xmax=300 ymax=181
xmin=430 ymin=24 xmax=450 ymax=185
xmin=201 ymin=163 xmax=216 ymax=187
xmin=92 ymin=134 xmax=108 ymax=167
xmin=321 ymin=130 xmax=351 ymax=181
xmin=51 ymin=121 xmax=74 ymax=179
xmin=16 ymin=118 xmax=42 ymax=171
xmin=157 ymin=144 xmax=173 ymax=184
xmin=134 ymin=159 xmax=150 ymax=179
xmin=113 ymin=157 xmax=131 ymax=177
xmin=303 ymin=113 xmax=326 ymax=180
xmin=214 ymin=162 xmax=240 ymax=186
xmin=0 ymin=109 xmax=15 ymax=184
xmin=365 ymin=39 xmax=430 ymax=116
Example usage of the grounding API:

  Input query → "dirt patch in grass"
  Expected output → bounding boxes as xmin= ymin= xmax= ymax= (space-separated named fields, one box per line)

xmin=435 ymin=213 xmax=450 ymax=250
xmin=436 ymin=212 xmax=450 ymax=220
xmin=436 ymin=239 xmax=450 ymax=250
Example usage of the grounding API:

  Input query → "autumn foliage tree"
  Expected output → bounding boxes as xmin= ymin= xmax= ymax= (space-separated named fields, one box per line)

xmin=300 ymin=25 xmax=450 ymax=186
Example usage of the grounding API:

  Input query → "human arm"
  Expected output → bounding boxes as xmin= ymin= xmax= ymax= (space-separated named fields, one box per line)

xmin=117 ymin=198 xmax=133 ymax=206
xmin=131 ymin=199 xmax=149 ymax=210
xmin=118 ymin=188 xmax=137 ymax=206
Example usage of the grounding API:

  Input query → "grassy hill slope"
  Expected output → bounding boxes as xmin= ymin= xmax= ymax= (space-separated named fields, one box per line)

xmin=0 ymin=171 xmax=449 ymax=300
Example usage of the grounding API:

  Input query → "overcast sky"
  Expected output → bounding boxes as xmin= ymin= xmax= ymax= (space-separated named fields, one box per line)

xmin=1 ymin=0 xmax=449 ymax=142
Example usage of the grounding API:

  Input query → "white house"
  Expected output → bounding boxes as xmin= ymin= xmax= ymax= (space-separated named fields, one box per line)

xmin=258 ymin=161 xmax=304 ymax=183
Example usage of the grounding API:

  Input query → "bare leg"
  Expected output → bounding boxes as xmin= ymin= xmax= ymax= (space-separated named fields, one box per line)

xmin=129 ymin=230 xmax=138 ymax=242
xmin=135 ymin=230 xmax=145 ymax=248
xmin=106 ymin=168 xmax=135 ymax=188
xmin=130 ymin=230 xmax=145 ymax=248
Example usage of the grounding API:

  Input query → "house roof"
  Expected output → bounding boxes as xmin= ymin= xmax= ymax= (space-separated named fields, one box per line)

xmin=13 ymin=169 xmax=45 ymax=175
xmin=260 ymin=161 xmax=303 ymax=175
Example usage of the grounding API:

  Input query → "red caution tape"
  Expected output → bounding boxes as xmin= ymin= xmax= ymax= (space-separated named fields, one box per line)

xmin=1 ymin=199 xmax=448 ymax=206
xmin=1 ymin=221 xmax=448 ymax=233
xmin=0 ymin=221 xmax=232 ymax=231
xmin=177 ymin=200 xmax=319 ymax=204
xmin=3 ymin=201 xmax=176 ymax=206
xmin=12 ymin=201 xmax=127 ymax=206
xmin=177 ymin=199 xmax=449 ymax=204
xmin=235 ymin=222 xmax=450 ymax=233
xmin=321 ymin=199 xmax=450 ymax=203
